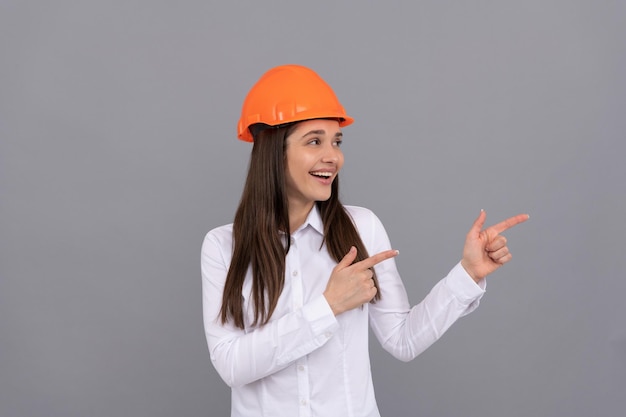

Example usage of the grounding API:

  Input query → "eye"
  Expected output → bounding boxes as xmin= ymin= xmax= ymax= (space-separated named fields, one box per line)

xmin=308 ymin=138 xmax=321 ymax=145
xmin=334 ymin=139 xmax=343 ymax=147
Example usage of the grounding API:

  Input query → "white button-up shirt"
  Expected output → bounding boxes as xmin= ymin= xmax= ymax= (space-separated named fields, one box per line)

xmin=201 ymin=205 xmax=485 ymax=417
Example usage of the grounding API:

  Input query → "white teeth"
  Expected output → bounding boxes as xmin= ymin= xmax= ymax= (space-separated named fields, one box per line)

xmin=311 ymin=172 xmax=333 ymax=178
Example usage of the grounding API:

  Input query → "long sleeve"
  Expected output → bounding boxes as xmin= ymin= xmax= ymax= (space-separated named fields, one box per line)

xmin=348 ymin=207 xmax=486 ymax=362
xmin=201 ymin=226 xmax=339 ymax=388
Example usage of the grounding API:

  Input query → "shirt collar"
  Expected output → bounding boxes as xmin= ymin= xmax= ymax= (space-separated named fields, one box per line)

xmin=293 ymin=204 xmax=324 ymax=236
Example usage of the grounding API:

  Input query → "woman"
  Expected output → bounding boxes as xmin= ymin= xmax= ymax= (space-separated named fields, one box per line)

xmin=202 ymin=64 xmax=528 ymax=417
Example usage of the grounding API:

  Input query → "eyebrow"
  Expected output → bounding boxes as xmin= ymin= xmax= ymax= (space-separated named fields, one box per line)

xmin=301 ymin=129 xmax=343 ymax=138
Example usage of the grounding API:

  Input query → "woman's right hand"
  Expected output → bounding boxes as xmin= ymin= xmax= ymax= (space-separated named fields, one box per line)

xmin=323 ymin=246 xmax=399 ymax=316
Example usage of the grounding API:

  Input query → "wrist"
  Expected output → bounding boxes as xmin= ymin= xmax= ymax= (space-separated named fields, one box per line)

xmin=323 ymin=292 xmax=341 ymax=316
xmin=460 ymin=260 xmax=483 ymax=283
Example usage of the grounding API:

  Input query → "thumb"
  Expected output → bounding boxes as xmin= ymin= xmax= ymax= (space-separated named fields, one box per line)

xmin=336 ymin=246 xmax=358 ymax=270
xmin=469 ymin=209 xmax=487 ymax=236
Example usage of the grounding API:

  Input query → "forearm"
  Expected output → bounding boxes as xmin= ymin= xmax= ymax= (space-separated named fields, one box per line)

xmin=371 ymin=262 xmax=485 ymax=362
xmin=205 ymin=294 xmax=338 ymax=387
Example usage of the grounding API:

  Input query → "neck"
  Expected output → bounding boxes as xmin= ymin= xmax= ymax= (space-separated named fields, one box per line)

xmin=288 ymin=201 xmax=315 ymax=233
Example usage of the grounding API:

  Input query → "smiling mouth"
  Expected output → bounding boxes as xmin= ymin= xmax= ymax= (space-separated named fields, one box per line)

xmin=310 ymin=171 xmax=333 ymax=179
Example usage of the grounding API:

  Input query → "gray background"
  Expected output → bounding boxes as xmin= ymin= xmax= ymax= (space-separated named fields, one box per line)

xmin=1 ymin=1 xmax=625 ymax=416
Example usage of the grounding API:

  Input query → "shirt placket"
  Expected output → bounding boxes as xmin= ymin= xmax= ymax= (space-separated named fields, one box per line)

xmin=287 ymin=235 xmax=312 ymax=417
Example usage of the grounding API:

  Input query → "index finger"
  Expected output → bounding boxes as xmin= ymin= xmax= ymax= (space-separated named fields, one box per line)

xmin=488 ymin=213 xmax=530 ymax=234
xmin=355 ymin=249 xmax=399 ymax=270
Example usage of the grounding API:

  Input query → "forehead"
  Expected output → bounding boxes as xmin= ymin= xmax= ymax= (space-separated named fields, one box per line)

xmin=288 ymin=119 xmax=342 ymax=138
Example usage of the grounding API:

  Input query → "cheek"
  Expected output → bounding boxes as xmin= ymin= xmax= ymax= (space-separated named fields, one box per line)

xmin=285 ymin=159 xmax=304 ymax=187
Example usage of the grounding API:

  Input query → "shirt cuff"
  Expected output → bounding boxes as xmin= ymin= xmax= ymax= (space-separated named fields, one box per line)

xmin=301 ymin=294 xmax=339 ymax=336
xmin=445 ymin=262 xmax=487 ymax=304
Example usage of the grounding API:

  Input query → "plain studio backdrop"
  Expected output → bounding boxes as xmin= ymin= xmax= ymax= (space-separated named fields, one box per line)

xmin=1 ymin=1 xmax=625 ymax=416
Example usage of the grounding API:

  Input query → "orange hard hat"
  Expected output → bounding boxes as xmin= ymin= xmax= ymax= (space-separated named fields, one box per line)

xmin=237 ymin=64 xmax=354 ymax=142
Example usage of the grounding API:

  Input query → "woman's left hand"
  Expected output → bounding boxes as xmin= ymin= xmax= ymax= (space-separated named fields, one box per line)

xmin=460 ymin=210 xmax=529 ymax=282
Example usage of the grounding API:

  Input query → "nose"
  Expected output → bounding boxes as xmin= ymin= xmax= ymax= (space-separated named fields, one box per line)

xmin=321 ymin=142 xmax=341 ymax=163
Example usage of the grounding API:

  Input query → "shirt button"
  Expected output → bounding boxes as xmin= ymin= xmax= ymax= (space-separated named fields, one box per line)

xmin=324 ymin=332 xmax=332 ymax=339
xmin=298 ymin=365 xmax=305 ymax=371
xmin=292 ymin=270 xmax=298 ymax=277
xmin=300 ymin=399 xmax=308 ymax=406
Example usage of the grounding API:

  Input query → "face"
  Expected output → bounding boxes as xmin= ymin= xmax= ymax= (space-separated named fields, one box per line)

xmin=284 ymin=119 xmax=344 ymax=212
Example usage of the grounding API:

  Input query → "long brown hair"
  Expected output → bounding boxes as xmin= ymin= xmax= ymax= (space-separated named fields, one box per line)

xmin=220 ymin=123 xmax=380 ymax=329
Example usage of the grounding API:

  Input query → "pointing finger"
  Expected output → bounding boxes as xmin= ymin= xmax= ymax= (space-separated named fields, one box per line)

xmin=355 ymin=249 xmax=399 ymax=270
xmin=489 ymin=213 xmax=530 ymax=235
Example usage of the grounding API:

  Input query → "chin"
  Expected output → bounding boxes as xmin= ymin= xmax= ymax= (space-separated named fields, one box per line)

xmin=316 ymin=194 xmax=333 ymax=202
